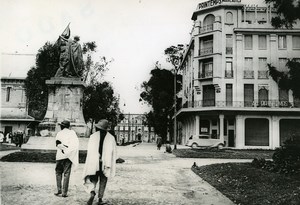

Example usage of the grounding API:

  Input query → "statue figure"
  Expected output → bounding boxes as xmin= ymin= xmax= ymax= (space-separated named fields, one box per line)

xmin=55 ymin=34 xmax=84 ymax=78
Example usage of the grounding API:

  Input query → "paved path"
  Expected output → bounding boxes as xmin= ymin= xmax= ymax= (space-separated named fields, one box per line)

xmin=0 ymin=143 xmax=251 ymax=205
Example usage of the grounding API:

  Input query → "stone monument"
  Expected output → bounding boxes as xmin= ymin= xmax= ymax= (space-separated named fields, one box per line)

xmin=38 ymin=25 xmax=88 ymax=137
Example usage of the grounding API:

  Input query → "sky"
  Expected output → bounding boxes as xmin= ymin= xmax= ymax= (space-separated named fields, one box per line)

xmin=0 ymin=0 xmax=262 ymax=114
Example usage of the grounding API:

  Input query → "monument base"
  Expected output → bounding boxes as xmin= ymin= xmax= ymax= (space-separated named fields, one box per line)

xmin=38 ymin=77 xmax=89 ymax=137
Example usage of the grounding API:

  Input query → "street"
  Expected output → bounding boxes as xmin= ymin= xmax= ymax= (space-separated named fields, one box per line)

xmin=1 ymin=143 xmax=250 ymax=205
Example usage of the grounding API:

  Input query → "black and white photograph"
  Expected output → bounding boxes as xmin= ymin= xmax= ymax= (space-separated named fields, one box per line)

xmin=1 ymin=0 xmax=300 ymax=204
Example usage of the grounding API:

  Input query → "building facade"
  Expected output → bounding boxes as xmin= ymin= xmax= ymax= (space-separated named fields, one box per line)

xmin=114 ymin=113 xmax=155 ymax=144
xmin=178 ymin=0 xmax=300 ymax=149
xmin=0 ymin=77 xmax=35 ymax=136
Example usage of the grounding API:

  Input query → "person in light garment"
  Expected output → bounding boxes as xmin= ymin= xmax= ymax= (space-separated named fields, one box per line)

xmin=83 ymin=119 xmax=117 ymax=205
xmin=54 ymin=120 xmax=79 ymax=197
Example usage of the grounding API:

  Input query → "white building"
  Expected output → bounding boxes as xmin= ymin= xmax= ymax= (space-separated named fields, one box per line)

xmin=178 ymin=0 xmax=300 ymax=149
xmin=0 ymin=77 xmax=35 ymax=136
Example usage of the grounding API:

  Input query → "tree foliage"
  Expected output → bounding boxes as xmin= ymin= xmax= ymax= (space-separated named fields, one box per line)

xmin=83 ymin=81 xmax=121 ymax=132
xmin=24 ymin=42 xmax=59 ymax=119
xmin=265 ymin=0 xmax=300 ymax=28
xmin=140 ymin=66 xmax=181 ymax=142
xmin=164 ymin=44 xmax=185 ymax=68
xmin=268 ymin=59 xmax=300 ymax=98
xmin=24 ymin=40 xmax=119 ymax=125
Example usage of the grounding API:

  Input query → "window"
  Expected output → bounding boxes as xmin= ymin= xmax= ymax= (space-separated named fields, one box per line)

xmin=278 ymin=35 xmax=287 ymax=49
xmin=258 ymin=58 xmax=268 ymax=79
xmin=244 ymin=84 xmax=254 ymax=107
xmin=225 ymin=57 xmax=233 ymax=78
xmin=244 ymin=35 xmax=252 ymax=50
xmin=226 ymin=12 xmax=233 ymax=24
xmin=258 ymin=35 xmax=267 ymax=50
xmin=245 ymin=118 xmax=269 ymax=146
xmin=203 ymin=85 xmax=215 ymax=106
xmin=258 ymin=85 xmax=269 ymax=107
xmin=244 ymin=57 xmax=254 ymax=78
xmin=244 ymin=57 xmax=253 ymax=70
xmin=279 ymin=88 xmax=289 ymax=106
xmin=201 ymin=60 xmax=213 ymax=78
xmin=292 ymin=36 xmax=300 ymax=49
xmin=258 ymin=58 xmax=267 ymax=70
xmin=278 ymin=58 xmax=287 ymax=71
xmin=226 ymin=34 xmax=233 ymax=54
xmin=6 ymin=87 xmax=11 ymax=102
xmin=226 ymin=84 xmax=233 ymax=106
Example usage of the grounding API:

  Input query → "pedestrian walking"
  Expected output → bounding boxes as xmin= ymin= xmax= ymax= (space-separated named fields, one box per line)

xmin=157 ymin=136 xmax=162 ymax=150
xmin=54 ymin=120 xmax=79 ymax=198
xmin=0 ymin=131 xmax=4 ymax=143
xmin=165 ymin=141 xmax=172 ymax=153
xmin=83 ymin=119 xmax=117 ymax=205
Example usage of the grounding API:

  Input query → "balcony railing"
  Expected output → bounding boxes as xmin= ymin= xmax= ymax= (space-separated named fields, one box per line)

xmin=181 ymin=100 xmax=299 ymax=109
xmin=244 ymin=70 xmax=254 ymax=79
xmin=258 ymin=70 xmax=269 ymax=79
xmin=225 ymin=70 xmax=234 ymax=78
xmin=200 ymin=24 xmax=214 ymax=33
xmin=199 ymin=47 xmax=213 ymax=56
xmin=200 ymin=71 xmax=213 ymax=79
xmin=226 ymin=47 xmax=233 ymax=55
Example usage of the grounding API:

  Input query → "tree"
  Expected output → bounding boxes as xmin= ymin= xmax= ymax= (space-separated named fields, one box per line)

xmin=25 ymin=40 xmax=118 ymax=124
xmin=24 ymin=42 xmax=59 ymax=119
xmin=83 ymin=81 xmax=121 ymax=133
xmin=266 ymin=0 xmax=300 ymax=100
xmin=265 ymin=0 xmax=300 ymax=28
xmin=268 ymin=59 xmax=300 ymax=99
xmin=140 ymin=65 xmax=181 ymax=142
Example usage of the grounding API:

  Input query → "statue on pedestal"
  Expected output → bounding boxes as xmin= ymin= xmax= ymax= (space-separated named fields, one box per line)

xmin=37 ymin=24 xmax=88 ymax=138
xmin=55 ymin=25 xmax=84 ymax=78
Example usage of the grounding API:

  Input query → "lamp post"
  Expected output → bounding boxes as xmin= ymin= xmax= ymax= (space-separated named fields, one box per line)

xmin=173 ymin=67 xmax=177 ymax=150
xmin=165 ymin=44 xmax=184 ymax=150
xmin=173 ymin=59 xmax=180 ymax=150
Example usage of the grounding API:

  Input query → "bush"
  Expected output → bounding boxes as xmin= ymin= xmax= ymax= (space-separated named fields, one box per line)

xmin=252 ymin=136 xmax=300 ymax=175
xmin=272 ymin=137 xmax=300 ymax=175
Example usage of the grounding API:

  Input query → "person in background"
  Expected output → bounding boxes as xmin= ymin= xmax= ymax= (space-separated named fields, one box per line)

xmin=0 ymin=131 xmax=4 ymax=143
xmin=54 ymin=120 xmax=79 ymax=198
xmin=165 ymin=141 xmax=172 ymax=153
xmin=83 ymin=119 xmax=117 ymax=205
xmin=6 ymin=132 xmax=11 ymax=144
xmin=157 ymin=135 xmax=162 ymax=150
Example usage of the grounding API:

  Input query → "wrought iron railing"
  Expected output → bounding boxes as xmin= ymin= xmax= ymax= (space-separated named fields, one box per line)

xmin=199 ymin=47 xmax=213 ymax=56
xmin=258 ymin=70 xmax=269 ymax=79
xmin=225 ymin=70 xmax=233 ymax=78
xmin=244 ymin=70 xmax=254 ymax=79
xmin=181 ymin=100 xmax=299 ymax=109
xmin=226 ymin=47 xmax=233 ymax=54
xmin=200 ymin=24 xmax=214 ymax=33
xmin=200 ymin=71 xmax=213 ymax=79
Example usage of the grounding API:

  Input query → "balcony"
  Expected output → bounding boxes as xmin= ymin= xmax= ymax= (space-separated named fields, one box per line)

xmin=244 ymin=70 xmax=254 ymax=79
xmin=199 ymin=71 xmax=213 ymax=79
xmin=181 ymin=100 xmax=299 ymax=109
xmin=226 ymin=47 xmax=233 ymax=55
xmin=258 ymin=70 xmax=269 ymax=79
xmin=199 ymin=47 xmax=213 ymax=56
xmin=200 ymin=24 xmax=214 ymax=33
xmin=225 ymin=70 xmax=234 ymax=78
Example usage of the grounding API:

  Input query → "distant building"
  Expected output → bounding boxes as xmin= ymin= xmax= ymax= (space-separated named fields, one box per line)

xmin=177 ymin=0 xmax=300 ymax=149
xmin=0 ymin=77 xmax=36 ymax=136
xmin=114 ymin=114 xmax=155 ymax=144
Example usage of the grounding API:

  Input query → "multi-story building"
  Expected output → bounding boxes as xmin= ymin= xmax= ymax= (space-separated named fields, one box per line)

xmin=0 ymin=77 xmax=35 ymax=136
xmin=114 ymin=113 xmax=155 ymax=144
xmin=177 ymin=0 xmax=300 ymax=149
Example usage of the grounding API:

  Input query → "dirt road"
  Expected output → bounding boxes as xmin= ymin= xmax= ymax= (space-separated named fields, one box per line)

xmin=1 ymin=143 xmax=249 ymax=205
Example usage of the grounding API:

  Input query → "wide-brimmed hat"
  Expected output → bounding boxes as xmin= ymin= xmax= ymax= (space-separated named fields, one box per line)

xmin=59 ymin=120 xmax=70 ymax=127
xmin=95 ymin=119 xmax=109 ymax=131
